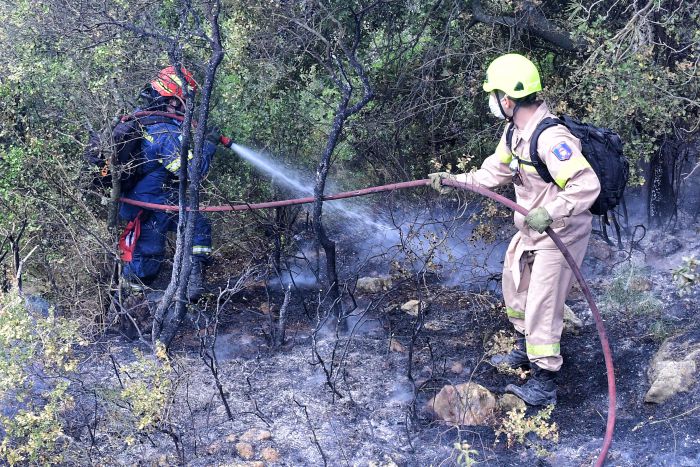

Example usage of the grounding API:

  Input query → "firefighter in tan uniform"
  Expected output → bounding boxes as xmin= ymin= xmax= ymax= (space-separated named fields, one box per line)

xmin=429 ymin=54 xmax=601 ymax=406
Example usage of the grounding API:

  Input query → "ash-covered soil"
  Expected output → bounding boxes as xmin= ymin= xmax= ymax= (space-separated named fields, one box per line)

xmin=84 ymin=212 xmax=700 ymax=466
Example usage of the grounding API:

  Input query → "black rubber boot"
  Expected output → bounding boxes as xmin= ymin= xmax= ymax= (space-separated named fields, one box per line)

xmin=187 ymin=259 xmax=207 ymax=302
xmin=506 ymin=364 xmax=557 ymax=406
xmin=490 ymin=337 xmax=529 ymax=368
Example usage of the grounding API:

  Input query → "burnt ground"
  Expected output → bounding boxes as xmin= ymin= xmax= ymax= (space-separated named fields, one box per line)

xmin=76 ymin=208 xmax=700 ymax=466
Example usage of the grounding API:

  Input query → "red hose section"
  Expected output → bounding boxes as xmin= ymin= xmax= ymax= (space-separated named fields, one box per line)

xmin=119 ymin=177 xmax=615 ymax=465
xmin=118 ymin=180 xmax=431 ymax=212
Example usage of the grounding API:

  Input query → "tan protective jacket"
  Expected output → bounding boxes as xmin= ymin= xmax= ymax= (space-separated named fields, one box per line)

xmin=456 ymin=102 xmax=601 ymax=249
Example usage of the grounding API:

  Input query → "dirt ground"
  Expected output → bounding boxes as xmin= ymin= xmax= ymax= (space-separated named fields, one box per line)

xmin=80 ymin=202 xmax=700 ymax=466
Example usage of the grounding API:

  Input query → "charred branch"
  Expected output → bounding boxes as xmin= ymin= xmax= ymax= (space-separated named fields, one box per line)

xmin=312 ymin=5 xmax=375 ymax=321
xmin=294 ymin=397 xmax=328 ymax=466
xmin=469 ymin=0 xmax=583 ymax=52
xmin=268 ymin=284 xmax=291 ymax=348
xmin=195 ymin=270 xmax=255 ymax=422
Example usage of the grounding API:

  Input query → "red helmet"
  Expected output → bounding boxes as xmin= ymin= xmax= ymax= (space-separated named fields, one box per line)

xmin=150 ymin=66 xmax=197 ymax=99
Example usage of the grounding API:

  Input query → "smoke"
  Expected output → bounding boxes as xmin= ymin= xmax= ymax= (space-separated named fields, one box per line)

xmin=336 ymin=202 xmax=509 ymax=291
xmin=231 ymin=144 xmax=508 ymax=291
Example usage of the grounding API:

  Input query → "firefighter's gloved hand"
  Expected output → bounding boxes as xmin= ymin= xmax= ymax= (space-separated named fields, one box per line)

xmin=525 ymin=207 xmax=553 ymax=233
xmin=205 ymin=125 xmax=222 ymax=145
xmin=428 ymin=172 xmax=456 ymax=195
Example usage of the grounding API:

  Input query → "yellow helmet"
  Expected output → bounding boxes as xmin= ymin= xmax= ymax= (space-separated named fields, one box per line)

xmin=483 ymin=54 xmax=541 ymax=98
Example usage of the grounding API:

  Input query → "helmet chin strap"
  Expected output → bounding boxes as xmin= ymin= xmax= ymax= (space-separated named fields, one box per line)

xmin=496 ymin=93 xmax=522 ymax=123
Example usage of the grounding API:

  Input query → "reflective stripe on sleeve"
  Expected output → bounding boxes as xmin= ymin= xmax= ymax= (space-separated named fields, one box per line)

xmin=192 ymin=245 xmax=212 ymax=255
xmin=506 ymin=307 xmax=525 ymax=319
xmin=553 ymin=157 xmax=592 ymax=189
xmin=526 ymin=341 xmax=561 ymax=356
xmin=165 ymin=157 xmax=182 ymax=173
xmin=497 ymin=143 xmax=513 ymax=164
xmin=165 ymin=152 xmax=194 ymax=174
xmin=520 ymin=163 xmax=538 ymax=173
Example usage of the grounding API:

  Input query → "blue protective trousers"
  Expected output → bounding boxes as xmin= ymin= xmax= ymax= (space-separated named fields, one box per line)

xmin=122 ymin=209 xmax=212 ymax=284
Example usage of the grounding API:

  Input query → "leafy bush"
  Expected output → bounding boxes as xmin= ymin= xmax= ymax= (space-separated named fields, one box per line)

xmin=602 ymin=264 xmax=662 ymax=317
xmin=495 ymin=405 xmax=559 ymax=449
xmin=119 ymin=344 xmax=173 ymax=434
xmin=672 ymin=256 xmax=699 ymax=296
xmin=453 ymin=441 xmax=480 ymax=466
xmin=0 ymin=291 xmax=86 ymax=465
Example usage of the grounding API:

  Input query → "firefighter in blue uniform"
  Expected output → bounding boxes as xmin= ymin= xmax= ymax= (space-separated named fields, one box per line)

xmin=120 ymin=66 xmax=219 ymax=301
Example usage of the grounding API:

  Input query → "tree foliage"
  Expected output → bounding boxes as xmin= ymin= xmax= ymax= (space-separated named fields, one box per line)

xmin=0 ymin=0 xmax=697 ymax=304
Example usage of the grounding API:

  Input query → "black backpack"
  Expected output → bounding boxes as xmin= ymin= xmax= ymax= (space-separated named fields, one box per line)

xmin=506 ymin=116 xmax=629 ymax=216
xmin=84 ymin=114 xmax=173 ymax=192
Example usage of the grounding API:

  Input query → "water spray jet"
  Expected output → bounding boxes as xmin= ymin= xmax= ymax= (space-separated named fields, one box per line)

xmin=228 ymin=143 xmax=394 ymax=232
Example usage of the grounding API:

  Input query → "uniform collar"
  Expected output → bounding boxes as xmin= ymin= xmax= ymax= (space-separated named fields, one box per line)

xmin=513 ymin=101 xmax=550 ymax=142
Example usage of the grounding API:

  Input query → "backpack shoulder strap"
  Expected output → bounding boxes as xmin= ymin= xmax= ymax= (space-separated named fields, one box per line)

xmin=505 ymin=122 xmax=516 ymax=154
xmin=528 ymin=117 xmax=565 ymax=184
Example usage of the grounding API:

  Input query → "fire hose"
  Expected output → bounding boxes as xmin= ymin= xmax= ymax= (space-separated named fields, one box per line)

xmin=119 ymin=178 xmax=615 ymax=465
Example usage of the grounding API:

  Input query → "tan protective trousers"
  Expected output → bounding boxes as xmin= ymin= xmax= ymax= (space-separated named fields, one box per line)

xmin=501 ymin=233 xmax=590 ymax=371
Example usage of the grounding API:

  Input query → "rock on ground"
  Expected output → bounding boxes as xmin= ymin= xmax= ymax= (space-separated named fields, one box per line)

xmin=389 ymin=338 xmax=406 ymax=353
xmin=648 ymin=233 xmax=683 ymax=257
xmin=261 ymin=447 xmax=280 ymax=462
xmin=497 ymin=393 xmax=526 ymax=413
xmin=357 ymin=276 xmax=393 ymax=293
xmin=425 ymin=382 xmax=496 ymax=426
xmin=645 ymin=330 xmax=700 ymax=404
xmin=240 ymin=428 xmax=271 ymax=442
xmin=588 ymin=237 xmax=614 ymax=261
xmin=400 ymin=299 xmax=424 ymax=316
xmin=563 ymin=304 xmax=583 ymax=335
xmin=235 ymin=442 xmax=254 ymax=460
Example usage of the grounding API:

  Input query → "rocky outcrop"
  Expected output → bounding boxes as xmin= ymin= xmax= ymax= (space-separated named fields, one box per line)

xmin=356 ymin=276 xmax=393 ymax=293
xmin=426 ymin=382 xmax=496 ymax=426
xmin=645 ymin=331 xmax=700 ymax=404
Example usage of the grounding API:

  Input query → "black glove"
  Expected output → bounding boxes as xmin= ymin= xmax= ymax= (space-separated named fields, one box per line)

xmin=205 ymin=125 xmax=222 ymax=145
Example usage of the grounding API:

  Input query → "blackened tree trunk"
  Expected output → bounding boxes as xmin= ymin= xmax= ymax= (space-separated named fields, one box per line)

xmin=310 ymin=10 xmax=374 ymax=321
xmin=314 ymin=104 xmax=347 ymax=318
xmin=153 ymin=0 xmax=225 ymax=348
xmin=647 ymin=139 xmax=693 ymax=227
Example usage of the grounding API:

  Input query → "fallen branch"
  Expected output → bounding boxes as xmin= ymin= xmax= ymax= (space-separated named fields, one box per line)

xmin=470 ymin=0 xmax=582 ymax=51
xmin=632 ymin=404 xmax=700 ymax=431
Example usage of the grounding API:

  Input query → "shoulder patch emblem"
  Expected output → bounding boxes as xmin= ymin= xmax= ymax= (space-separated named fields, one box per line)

xmin=552 ymin=142 xmax=573 ymax=161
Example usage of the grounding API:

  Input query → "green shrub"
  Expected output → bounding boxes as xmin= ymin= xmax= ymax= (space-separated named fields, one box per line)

xmin=672 ymin=256 xmax=699 ymax=296
xmin=0 ymin=291 xmax=85 ymax=465
xmin=495 ymin=405 xmax=559 ymax=449
xmin=119 ymin=344 xmax=173 ymax=434
xmin=602 ymin=264 xmax=662 ymax=317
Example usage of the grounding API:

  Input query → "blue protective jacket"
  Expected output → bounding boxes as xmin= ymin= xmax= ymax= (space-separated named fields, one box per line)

xmin=120 ymin=118 xmax=217 ymax=220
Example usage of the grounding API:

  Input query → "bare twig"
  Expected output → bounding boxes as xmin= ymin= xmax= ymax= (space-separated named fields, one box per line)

xmin=294 ymin=397 xmax=328 ymax=466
